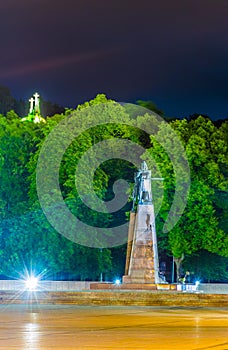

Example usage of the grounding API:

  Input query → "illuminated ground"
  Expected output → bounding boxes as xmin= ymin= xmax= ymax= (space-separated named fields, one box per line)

xmin=0 ymin=305 xmax=227 ymax=349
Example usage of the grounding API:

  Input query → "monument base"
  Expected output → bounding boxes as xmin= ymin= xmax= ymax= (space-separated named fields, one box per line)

xmin=90 ymin=282 xmax=176 ymax=291
xmin=122 ymin=275 xmax=154 ymax=285
xmin=124 ymin=239 xmax=158 ymax=284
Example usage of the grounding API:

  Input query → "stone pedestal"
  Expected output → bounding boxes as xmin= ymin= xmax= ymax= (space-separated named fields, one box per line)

xmin=123 ymin=204 xmax=160 ymax=284
xmin=123 ymin=241 xmax=155 ymax=283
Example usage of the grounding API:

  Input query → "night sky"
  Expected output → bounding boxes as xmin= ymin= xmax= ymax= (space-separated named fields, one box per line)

xmin=1 ymin=0 xmax=228 ymax=120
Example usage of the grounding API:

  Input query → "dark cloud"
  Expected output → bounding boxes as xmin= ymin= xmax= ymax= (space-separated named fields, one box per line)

xmin=1 ymin=0 xmax=228 ymax=119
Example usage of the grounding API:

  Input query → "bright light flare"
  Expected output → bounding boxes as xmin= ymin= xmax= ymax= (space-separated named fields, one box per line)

xmin=25 ymin=276 xmax=39 ymax=291
xmin=195 ymin=281 xmax=200 ymax=288
xmin=114 ymin=278 xmax=121 ymax=285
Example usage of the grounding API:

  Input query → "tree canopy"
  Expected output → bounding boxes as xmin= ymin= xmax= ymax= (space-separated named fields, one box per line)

xmin=0 ymin=94 xmax=227 ymax=282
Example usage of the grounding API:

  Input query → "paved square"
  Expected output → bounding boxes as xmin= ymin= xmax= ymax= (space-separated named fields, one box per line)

xmin=0 ymin=305 xmax=227 ymax=349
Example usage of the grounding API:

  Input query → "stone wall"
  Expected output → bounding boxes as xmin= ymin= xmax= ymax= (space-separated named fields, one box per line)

xmin=198 ymin=283 xmax=228 ymax=294
xmin=0 ymin=280 xmax=91 ymax=291
xmin=1 ymin=280 xmax=227 ymax=295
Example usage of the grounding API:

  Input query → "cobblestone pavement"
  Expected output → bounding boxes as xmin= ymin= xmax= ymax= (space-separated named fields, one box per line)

xmin=0 ymin=305 xmax=227 ymax=349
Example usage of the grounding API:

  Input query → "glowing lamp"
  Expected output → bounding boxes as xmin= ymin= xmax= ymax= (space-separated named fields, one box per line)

xmin=25 ymin=276 xmax=38 ymax=291
xmin=114 ymin=278 xmax=121 ymax=285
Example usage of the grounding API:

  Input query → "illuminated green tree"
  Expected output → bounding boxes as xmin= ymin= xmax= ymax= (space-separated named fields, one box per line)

xmin=145 ymin=116 xmax=228 ymax=280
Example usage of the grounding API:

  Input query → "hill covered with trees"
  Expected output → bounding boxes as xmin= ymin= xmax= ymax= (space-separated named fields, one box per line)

xmin=0 ymin=85 xmax=64 ymax=118
xmin=0 ymin=93 xmax=227 ymax=283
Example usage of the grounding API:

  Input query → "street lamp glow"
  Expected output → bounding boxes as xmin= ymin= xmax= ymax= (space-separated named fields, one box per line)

xmin=195 ymin=281 xmax=200 ymax=287
xmin=114 ymin=278 xmax=121 ymax=285
xmin=25 ymin=276 xmax=38 ymax=291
